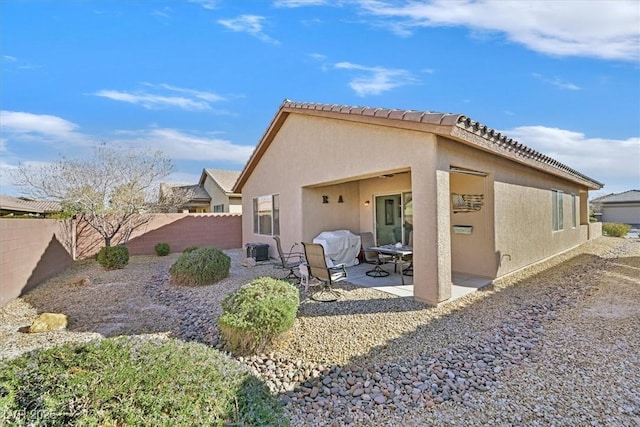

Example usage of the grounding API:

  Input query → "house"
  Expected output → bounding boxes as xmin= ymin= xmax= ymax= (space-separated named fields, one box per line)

xmin=232 ymin=100 xmax=604 ymax=305
xmin=590 ymin=190 xmax=640 ymax=227
xmin=159 ymin=183 xmax=212 ymax=213
xmin=0 ymin=195 xmax=62 ymax=217
xmin=159 ymin=169 xmax=241 ymax=213
xmin=199 ymin=169 xmax=242 ymax=213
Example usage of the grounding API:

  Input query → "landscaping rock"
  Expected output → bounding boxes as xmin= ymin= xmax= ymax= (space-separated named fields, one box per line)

xmin=28 ymin=312 xmax=69 ymax=333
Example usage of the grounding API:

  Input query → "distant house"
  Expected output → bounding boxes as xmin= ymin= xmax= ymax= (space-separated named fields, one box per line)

xmin=0 ymin=195 xmax=62 ymax=217
xmin=159 ymin=169 xmax=241 ymax=213
xmin=233 ymin=100 xmax=604 ymax=305
xmin=199 ymin=169 xmax=242 ymax=214
xmin=591 ymin=190 xmax=640 ymax=227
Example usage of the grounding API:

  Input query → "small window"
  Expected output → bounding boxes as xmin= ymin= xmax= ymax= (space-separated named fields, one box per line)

xmin=253 ymin=194 xmax=280 ymax=235
xmin=213 ymin=204 xmax=224 ymax=213
xmin=552 ymin=189 xmax=564 ymax=231
xmin=571 ymin=194 xmax=576 ymax=228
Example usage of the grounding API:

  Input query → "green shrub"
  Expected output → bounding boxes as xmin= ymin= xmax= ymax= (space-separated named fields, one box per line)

xmin=183 ymin=246 xmax=199 ymax=253
xmin=218 ymin=277 xmax=300 ymax=355
xmin=0 ymin=337 xmax=287 ymax=426
xmin=154 ymin=242 xmax=170 ymax=256
xmin=169 ymin=247 xmax=230 ymax=286
xmin=602 ymin=222 xmax=632 ymax=237
xmin=96 ymin=245 xmax=129 ymax=269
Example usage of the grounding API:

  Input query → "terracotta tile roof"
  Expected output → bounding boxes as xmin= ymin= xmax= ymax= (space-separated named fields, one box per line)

xmin=201 ymin=169 xmax=241 ymax=194
xmin=591 ymin=190 xmax=640 ymax=204
xmin=283 ymin=99 xmax=463 ymax=125
xmin=0 ymin=195 xmax=62 ymax=214
xmin=278 ymin=100 xmax=603 ymax=190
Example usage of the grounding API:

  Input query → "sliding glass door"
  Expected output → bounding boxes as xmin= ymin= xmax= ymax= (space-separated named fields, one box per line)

xmin=374 ymin=191 xmax=412 ymax=246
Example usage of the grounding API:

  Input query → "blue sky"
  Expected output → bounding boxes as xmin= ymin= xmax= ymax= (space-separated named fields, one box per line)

xmin=1 ymin=0 xmax=639 ymax=198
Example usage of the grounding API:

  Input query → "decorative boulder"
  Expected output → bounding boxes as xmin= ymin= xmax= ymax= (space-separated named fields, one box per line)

xmin=28 ymin=313 xmax=69 ymax=333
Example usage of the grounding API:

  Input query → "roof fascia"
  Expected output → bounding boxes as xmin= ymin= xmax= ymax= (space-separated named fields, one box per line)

xmin=448 ymin=126 xmax=603 ymax=190
xmin=198 ymin=169 xmax=209 ymax=186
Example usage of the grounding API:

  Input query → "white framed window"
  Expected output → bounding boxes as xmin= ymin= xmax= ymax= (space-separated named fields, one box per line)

xmin=552 ymin=189 xmax=564 ymax=231
xmin=253 ymin=194 xmax=279 ymax=235
xmin=213 ymin=204 xmax=224 ymax=213
xmin=571 ymin=194 xmax=577 ymax=228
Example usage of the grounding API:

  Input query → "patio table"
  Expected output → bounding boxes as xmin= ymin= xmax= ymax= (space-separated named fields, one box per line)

xmin=366 ymin=244 xmax=413 ymax=285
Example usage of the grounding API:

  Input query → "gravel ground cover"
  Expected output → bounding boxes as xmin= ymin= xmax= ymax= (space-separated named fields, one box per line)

xmin=1 ymin=237 xmax=638 ymax=426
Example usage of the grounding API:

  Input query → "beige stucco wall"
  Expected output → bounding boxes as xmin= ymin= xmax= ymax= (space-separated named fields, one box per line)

xmin=241 ymin=113 xmax=449 ymax=304
xmin=437 ymin=137 xmax=589 ymax=278
xmin=203 ymin=177 xmax=230 ymax=212
xmin=229 ymin=196 xmax=243 ymax=214
xmin=449 ymin=171 xmax=495 ymax=278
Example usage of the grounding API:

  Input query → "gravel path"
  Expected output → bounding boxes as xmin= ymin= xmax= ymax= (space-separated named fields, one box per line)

xmin=1 ymin=237 xmax=638 ymax=426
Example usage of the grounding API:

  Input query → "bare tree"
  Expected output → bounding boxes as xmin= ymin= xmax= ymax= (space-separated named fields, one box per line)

xmin=12 ymin=144 xmax=184 ymax=247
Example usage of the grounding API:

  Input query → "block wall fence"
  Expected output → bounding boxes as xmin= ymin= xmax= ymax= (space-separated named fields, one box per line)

xmin=0 ymin=213 xmax=242 ymax=307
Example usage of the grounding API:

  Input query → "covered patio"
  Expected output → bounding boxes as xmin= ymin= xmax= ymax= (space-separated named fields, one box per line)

xmin=340 ymin=262 xmax=492 ymax=301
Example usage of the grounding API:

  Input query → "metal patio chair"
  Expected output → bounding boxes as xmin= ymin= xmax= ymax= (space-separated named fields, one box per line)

xmin=302 ymin=242 xmax=347 ymax=302
xmin=273 ymin=235 xmax=305 ymax=281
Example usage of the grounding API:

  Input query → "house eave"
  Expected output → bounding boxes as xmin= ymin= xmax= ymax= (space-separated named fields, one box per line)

xmin=449 ymin=125 xmax=603 ymax=190
xmin=233 ymin=99 xmax=604 ymax=192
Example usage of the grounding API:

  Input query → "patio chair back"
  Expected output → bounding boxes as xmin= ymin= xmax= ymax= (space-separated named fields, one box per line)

xmin=273 ymin=235 xmax=302 ymax=268
xmin=359 ymin=232 xmax=392 ymax=264
xmin=359 ymin=232 xmax=378 ymax=263
xmin=273 ymin=236 xmax=304 ymax=281
xmin=302 ymin=242 xmax=347 ymax=285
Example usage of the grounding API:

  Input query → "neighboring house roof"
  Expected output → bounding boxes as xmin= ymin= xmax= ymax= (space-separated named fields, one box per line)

xmin=233 ymin=100 xmax=604 ymax=192
xmin=199 ymin=169 xmax=241 ymax=196
xmin=159 ymin=183 xmax=211 ymax=205
xmin=0 ymin=195 xmax=62 ymax=214
xmin=591 ymin=190 xmax=640 ymax=204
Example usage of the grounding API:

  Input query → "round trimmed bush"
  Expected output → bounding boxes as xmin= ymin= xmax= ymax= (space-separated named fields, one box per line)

xmin=0 ymin=337 xmax=287 ymax=426
xmin=169 ymin=247 xmax=230 ymax=286
xmin=154 ymin=242 xmax=170 ymax=256
xmin=602 ymin=222 xmax=632 ymax=237
xmin=183 ymin=246 xmax=199 ymax=253
xmin=218 ymin=277 xmax=300 ymax=355
xmin=96 ymin=245 xmax=129 ymax=269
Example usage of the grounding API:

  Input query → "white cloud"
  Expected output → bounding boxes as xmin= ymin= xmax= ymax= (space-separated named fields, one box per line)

xmin=273 ymin=0 xmax=334 ymax=7
xmin=152 ymin=7 xmax=173 ymax=19
xmin=334 ymin=61 xmax=418 ymax=96
xmin=0 ymin=111 xmax=253 ymax=165
xmin=146 ymin=83 xmax=225 ymax=102
xmin=164 ymin=171 xmax=205 ymax=186
xmin=218 ymin=15 xmax=280 ymax=44
xmin=503 ymin=125 xmax=640 ymax=188
xmin=355 ymin=0 xmax=640 ymax=61
xmin=94 ymin=90 xmax=211 ymax=111
xmin=93 ymin=84 xmax=225 ymax=111
xmin=3 ymin=55 xmax=17 ymax=62
xmin=532 ymin=73 xmax=581 ymax=91
xmin=189 ymin=0 xmax=220 ymax=9
xmin=111 ymin=128 xmax=254 ymax=164
xmin=0 ymin=111 xmax=85 ymax=143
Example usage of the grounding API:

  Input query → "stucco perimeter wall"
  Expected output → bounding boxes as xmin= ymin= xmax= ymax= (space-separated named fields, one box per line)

xmin=0 ymin=219 xmax=73 ymax=307
xmin=438 ymin=137 xmax=590 ymax=278
xmin=76 ymin=214 xmax=242 ymax=258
